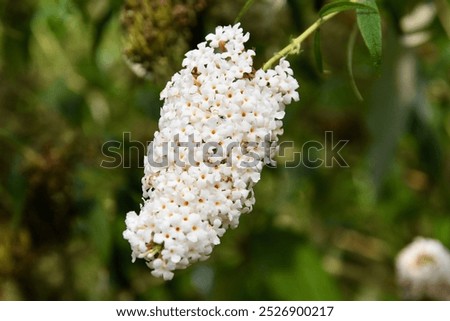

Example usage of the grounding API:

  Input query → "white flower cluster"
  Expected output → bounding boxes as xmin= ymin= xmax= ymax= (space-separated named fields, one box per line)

xmin=396 ymin=237 xmax=450 ymax=300
xmin=123 ymin=23 xmax=299 ymax=280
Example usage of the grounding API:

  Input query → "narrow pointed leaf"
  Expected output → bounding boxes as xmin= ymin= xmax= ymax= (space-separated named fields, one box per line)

xmin=347 ymin=24 xmax=363 ymax=101
xmin=356 ymin=0 xmax=382 ymax=67
xmin=314 ymin=29 xmax=324 ymax=74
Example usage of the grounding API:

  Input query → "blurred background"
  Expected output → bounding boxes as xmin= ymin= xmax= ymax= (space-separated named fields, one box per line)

xmin=1 ymin=0 xmax=449 ymax=300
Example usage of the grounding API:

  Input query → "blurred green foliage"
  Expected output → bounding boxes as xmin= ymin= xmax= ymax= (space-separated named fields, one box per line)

xmin=0 ymin=0 xmax=449 ymax=300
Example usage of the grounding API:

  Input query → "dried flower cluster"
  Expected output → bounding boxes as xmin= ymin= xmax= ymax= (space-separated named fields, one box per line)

xmin=123 ymin=24 xmax=299 ymax=280
xmin=121 ymin=0 xmax=209 ymax=82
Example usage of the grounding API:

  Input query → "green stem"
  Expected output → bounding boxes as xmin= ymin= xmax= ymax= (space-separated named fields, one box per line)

xmin=262 ymin=11 xmax=339 ymax=71
xmin=234 ymin=0 xmax=257 ymax=24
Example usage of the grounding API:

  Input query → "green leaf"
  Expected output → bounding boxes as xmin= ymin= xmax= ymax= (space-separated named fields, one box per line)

xmin=347 ymin=24 xmax=363 ymax=101
xmin=8 ymin=157 xmax=27 ymax=230
xmin=319 ymin=0 xmax=376 ymax=18
xmin=357 ymin=0 xmax=382 ymax=67
xmin=314 ymin=29 xmax=324 ymax=74
xmin=269 ymin=246 xmax=341 ymax=300
xmin=88 ymin=204 xmax=113 ymax=263
xmin=367 ymin=40 xmax=413 ymax=192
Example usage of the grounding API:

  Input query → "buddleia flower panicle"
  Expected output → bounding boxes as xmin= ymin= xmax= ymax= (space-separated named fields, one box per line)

xmin=123 ymin=23 xmax=299 ymax=280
